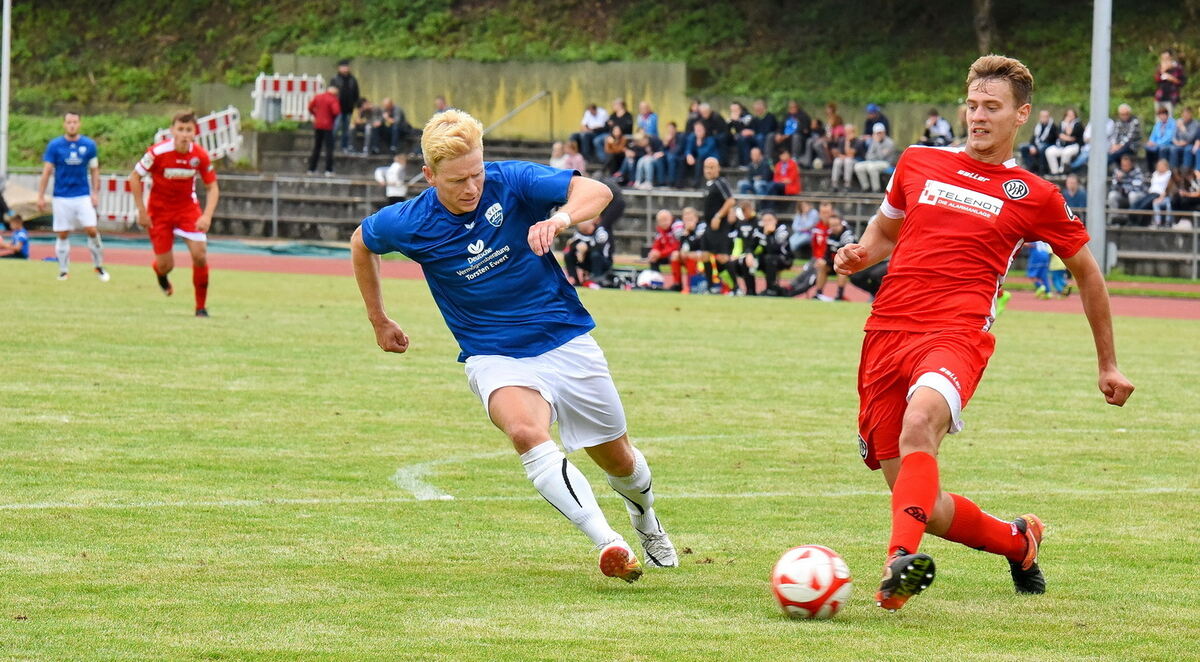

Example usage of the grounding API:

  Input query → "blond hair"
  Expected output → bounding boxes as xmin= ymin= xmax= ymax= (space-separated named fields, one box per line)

xmin=421 ymin=109 xmax=483 ymax=172
xmin=966 ymin=55 xmax=1034 ymax=107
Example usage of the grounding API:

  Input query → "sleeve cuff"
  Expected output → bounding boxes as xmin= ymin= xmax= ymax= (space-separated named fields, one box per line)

xmin=879 ymin=199 xmax=905 ymax=219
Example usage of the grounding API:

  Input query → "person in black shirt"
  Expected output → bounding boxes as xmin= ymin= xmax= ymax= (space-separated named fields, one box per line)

xmin=563 ymin=218 xmax=613 ymax=288
xmin=728 ymin=202 xmax=765 ymax=295
xmin=814 ymin=212 xmax=856 ymax=301
xmin=700 ymin=157 xmax=736 ymax=291
xmin=758 ymin=211 xmax=793 ymax=296
xmin=331 ymin=59 xmax=361 ymax=153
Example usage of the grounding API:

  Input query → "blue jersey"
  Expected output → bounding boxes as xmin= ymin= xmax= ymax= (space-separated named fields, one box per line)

xmin=361 ymin=160 xmax=594 ymax=361
xmin=43 ymin=136 xmax=98 ymax=198
xmin=4 ymin=228 xmax=29 ymax=258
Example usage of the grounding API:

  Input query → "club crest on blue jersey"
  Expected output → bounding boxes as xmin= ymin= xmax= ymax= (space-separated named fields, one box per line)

xmin=485 ymin=202 xmax=504 ymax=227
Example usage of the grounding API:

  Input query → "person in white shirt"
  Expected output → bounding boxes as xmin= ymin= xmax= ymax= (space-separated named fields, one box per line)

xmin=1148 ymin=158 xmax=1174 ymax=226
xmin=569 ymin=104 xmax=609 ymax=163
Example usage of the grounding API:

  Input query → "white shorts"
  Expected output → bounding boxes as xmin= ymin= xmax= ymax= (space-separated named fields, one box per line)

xmin=51 ymin=196 xmax=97 ymax=232
xmin=465 ymin=333 xmax=627 ymax=453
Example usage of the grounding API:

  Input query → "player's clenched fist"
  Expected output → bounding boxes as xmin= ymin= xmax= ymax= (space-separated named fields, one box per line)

xmin=528 ymin=213 xmax=570 ymax=256
xmin=1099 ymin=368 xmax=1135 ymax=407
xmin=373 ymin=318 xmax=410 ymax=354
xmin=834 ymin=243 xmax=869 ymax=275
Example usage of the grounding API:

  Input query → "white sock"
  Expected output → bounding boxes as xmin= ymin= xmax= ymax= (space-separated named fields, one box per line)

xmin=87 ymin=235 xmax=104 ymax=268
xmin=55 ymin=238 xmax=70 ymax=273
xmin=521 ymin=441 xmax=618 ymax=547
xmin=606 ymin=446 xmax=663 ymax=535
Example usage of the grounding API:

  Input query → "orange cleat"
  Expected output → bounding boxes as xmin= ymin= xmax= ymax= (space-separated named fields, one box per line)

xmin=1009 ymin=514 xmax=1046 ymax=594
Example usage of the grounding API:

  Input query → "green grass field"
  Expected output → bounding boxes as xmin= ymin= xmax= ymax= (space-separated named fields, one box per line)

xmin=1 ymin=260 xmax=1197 ymax=661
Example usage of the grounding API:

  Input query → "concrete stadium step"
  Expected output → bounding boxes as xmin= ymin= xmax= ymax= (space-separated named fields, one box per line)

xmin=219 ymin=192 xmax=382 ymax=219
xmin=211 ymin=209 xmax=363 ymax=242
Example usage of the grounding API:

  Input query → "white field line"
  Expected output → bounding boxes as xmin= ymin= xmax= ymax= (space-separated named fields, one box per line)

xmin=0 ymin=485 xmax=1196 ymax=512
xmin=390 ymin=451 xmax=511 ymax=501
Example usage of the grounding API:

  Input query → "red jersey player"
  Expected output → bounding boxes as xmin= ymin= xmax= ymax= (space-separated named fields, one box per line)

xmin=130 ymin=111 xmax=221 ymax=317
xmin=835 ymin=55 xmax=1134 ymax=611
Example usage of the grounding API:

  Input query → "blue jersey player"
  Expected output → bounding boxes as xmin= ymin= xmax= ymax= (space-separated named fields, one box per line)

xmin=37 ymin=112 xmax=108 ymax=281
xmin=351 ymin=109 xmax=678 ymax=582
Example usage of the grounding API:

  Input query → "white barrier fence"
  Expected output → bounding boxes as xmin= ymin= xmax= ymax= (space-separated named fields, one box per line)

xmin=153 ymin=106 xmax=243 ymax=161
xmin=251 ymin=73 xmax=325 ymax=122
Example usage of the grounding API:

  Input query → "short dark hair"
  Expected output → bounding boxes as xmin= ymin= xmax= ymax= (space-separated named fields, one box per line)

xmin=338 ymin=59 xmax=351 ymax=66
xmin=64 ymin=111 xmax=81 ymax=120
xmin=172 ymin=110 xmax=198 ymax=127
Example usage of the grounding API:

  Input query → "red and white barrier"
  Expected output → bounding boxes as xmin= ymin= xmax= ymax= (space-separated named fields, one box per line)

xmin=251 ymin=73 xmax=326 ymax=122
xmin=154 ymin=106 xmax=243 ymax=161
xmin=97 ymin=174 xmax=145 ymax=226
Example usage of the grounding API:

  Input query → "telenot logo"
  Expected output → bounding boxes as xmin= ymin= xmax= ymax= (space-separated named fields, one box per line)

xmin=467 ymin=240 xmax=485 ymax=255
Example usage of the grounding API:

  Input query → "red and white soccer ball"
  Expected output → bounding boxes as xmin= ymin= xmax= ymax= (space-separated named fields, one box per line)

xmin=770 ymin=545 xmax=853 ymax=619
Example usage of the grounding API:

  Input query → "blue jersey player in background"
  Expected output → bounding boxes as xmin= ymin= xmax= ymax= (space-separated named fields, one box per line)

xmin=351 ymin=109 xmax=678 ymax=582
xmin=37 ymin=112 xmax=108 ymax=281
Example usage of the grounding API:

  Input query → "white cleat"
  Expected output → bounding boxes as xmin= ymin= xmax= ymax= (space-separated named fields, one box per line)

xmin=95 ymin=267 xmax=111 ymax=282
xmin=636 ymin=529 xmax=679 ymax=568
xmin=57 ymin=272 xmax=69 ymax=281
xmin=598 ymin=539 xmax=643 ymax=583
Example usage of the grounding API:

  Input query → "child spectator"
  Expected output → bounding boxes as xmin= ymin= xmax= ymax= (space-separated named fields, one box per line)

xmin=1027 ymin=241 xmax=1052 ymax=298
xmin=1149 ymin=158 xmax=1174 ymax=226
xmin=1048 ymin=251 xmax=1071 ymax=298
xmin=769 ymin=147 xmax=801 ymax=198
xmin=1144 ymin=107 xmax=1176 ymax=173
xmin=561 ymin=140 xmax=587 ymax=173
xmin=548 ymin=141 xmax=568 ymax=169
xmin=0 ymin=215 xmax=29 ymax=259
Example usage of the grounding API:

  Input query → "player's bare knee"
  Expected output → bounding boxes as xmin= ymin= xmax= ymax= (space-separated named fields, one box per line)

xmin=503 ymin=422 xmax=550 ymax=451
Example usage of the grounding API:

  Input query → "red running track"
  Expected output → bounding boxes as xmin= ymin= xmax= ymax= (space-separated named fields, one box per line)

xmin=30 ymin=244 xmax=1200 ymax=321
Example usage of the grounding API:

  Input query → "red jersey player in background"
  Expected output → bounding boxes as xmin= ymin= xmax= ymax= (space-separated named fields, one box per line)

xmin=130 ymin=111 xmax=220 ymax=317
xmin=835 ymin=55 xmax=1134 ymax=611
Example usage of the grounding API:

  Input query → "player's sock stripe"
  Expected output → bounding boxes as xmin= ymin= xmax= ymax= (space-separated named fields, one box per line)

xmin=640 ymin=479 xmax=653 ymax=495
xmin=561 ymin=459 xmax=582 ymax=508
xmin=614 ymin=489 xmax=645 ymax=515
xmin=538 ymin=494 xmax=569 ymax=520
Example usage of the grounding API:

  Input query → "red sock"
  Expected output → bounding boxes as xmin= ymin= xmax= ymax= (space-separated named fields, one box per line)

xmin=685 ymin=257 xmax=697 ymax=278
xmin=888 ymin=451 xmax=939 ymax=556
xmin=193 ymin=264 xmax=209 ymax=310
xmin=670 ymin=258 xmax=682 ymax=286
xmin=152 ymin=261 xmax=165 ymax=276
xmin=940 ymin=493 xmax=1026 ymax=562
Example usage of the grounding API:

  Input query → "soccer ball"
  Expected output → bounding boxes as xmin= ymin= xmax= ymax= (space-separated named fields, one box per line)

xmin=770 ymin=545 xmax=853 ymax=619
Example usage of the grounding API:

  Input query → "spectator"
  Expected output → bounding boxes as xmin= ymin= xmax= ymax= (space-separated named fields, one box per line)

xmin=683 ymin=98 xmax=702 ymax=135
xmin=1019 ymin=109 xmax=1056 ymax=175
xmin=729 ymin=101 xmax=756 ymax=165
xmin=306 ymin=84 xmax=341 ymax=176
xmin=1026 ymin=241 xmax=1052 ymax=298
xmin=863 ymin=103 xmax=890 ymax=138
xmin=637 ymin=101 xmax=659 ymax=137
xmin=798 ymin=116 xmax=828 ymax=169
xmin=563 ymin=218 xmax=613 ymax=288
xmin=379 ymin=98 xmax=412 ymax=154
xmin=1148 ymin=158 xmax=1174 ymax=226
xmin=660 ymin=122 xmax=685 ymax=187
xmin=1167 ymin=106 xmax=1199 ymax=172
xmin=831 ymin=124 xmax=863 ymax=192
xmin=951 ymin=103 xmax=969 ymax=146
xmin=1108 ymin=153 xmax=1151 ymax=223
xmin=768 ymin=147 xmax=802 ymax=201
xmin=789 ymin=199 xmax=818 ymax=256
xmin=358 ymin=98 xmax=385 ymax=155
xmin=0 ymin=214 xmax=29 ymax=259
xmin=1070 ymin=118 xmax=1114 ymax=173
xmin=758 ymin=211 xmax=793 ymax=296
xmin=381 ymin=154 xmax=407 ymax=205
xmin=594 ymin=99 xmax=634 ymax=164
xmin=1176 ymin=167 xmax=1200 ymax=212
xmin=561 ymin=140 xmax=587 ymax=173
xmin=1045 ymin=108 xmax=1084 ymax=175
xmin=771 ymin=100 xmax=809 ymax=163
xmin=432 ymin=95 xmax=450 ymax=114
xmin=1154 ymin=49 xmax=1187 ymax=115
xmin=331 ymin=59 xmax=361 ymax=153
xmin=854 ymin=123 xmax=896 ymax=193
xmin=813 ymin=211 xmax=855 ymax=301
xmin=676 ymin=207 xmax=704 ymax=293
xmin=570 ymin=103 xmax=609 ymax=163
xmin=738 ymin=146 xmax=773 ymax=195
xmin=596 ymin=177 xmax=626 ymax=231
xmin=602 ymin=125 xmax=629 ymax=180
xmin=701 ymin=157 xmax=737 ymax=291
xmin=751 ymin=99 xmax=778 ymax=159
xmin=920 ymin=108 xmax=954 ymax=146
xmin=824 ymin=102 xmax=846 ymax=142
xmin=646 ymin=209 xmax=682 ymax=285
xmin=631 ymin=131 xmax=665 ymax=190
xmin=684 ymin=122 xmax=719 ymax=186
xmin=1062 ymin=173 xmax=1087 ymax=208
xmin=1109 ymin=104 xmax=1142 ymax=165
xmin=549 ymin=141 xmax=568 ymax=169
xmin=1144 ymin=106 xmax=1176 ymax=172
xmin=697 ymin=103 xmax=729 ymax=165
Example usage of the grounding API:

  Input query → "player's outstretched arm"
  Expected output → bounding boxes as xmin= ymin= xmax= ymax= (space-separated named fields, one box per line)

xmin=351 ymin=226 xmax=409 ymax=354
xmin=128 ymin=169 xmax=151 ymax=229
xmin=528 ymin=176 xmax=613 ymax=256
xmin=834 ymin=212 xmax=902 ymax=275
xmin=1063 ymin=248 xmax=1134 ymax=406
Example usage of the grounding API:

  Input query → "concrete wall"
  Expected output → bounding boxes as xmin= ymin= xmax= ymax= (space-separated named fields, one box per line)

xmin=269 ymin=54 xmax=687 ymax=142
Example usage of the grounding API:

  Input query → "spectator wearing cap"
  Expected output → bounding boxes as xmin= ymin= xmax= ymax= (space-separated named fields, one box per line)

xmin=1144 ymin=106 xmax=1176 ymax=173
xmin=854 ymin=123 xmax=896 ymax=193
xmin=330 ymin=59 xmax=361 ymax=153
xmin=863 ymin=103 xmax=890 ymax=138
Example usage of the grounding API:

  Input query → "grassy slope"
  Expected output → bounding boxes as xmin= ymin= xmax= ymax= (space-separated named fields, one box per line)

xmin=0 ymin=261 xmax=1197 ymax=660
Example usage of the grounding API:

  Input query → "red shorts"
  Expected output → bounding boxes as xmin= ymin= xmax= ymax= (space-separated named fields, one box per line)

xmin=148 ymin=209 xmax=203 ymax=255
xmin=856 ymin=329 xmax=996 ymax=470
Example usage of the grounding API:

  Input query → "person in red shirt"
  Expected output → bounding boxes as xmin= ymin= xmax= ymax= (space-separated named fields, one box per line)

xmin=307 ymin=85 xmax=341 ymax=176
xmin=130 ymin=110 xmax=221 ymax=317
xmin=769 ymin=147 xmax=802 ymax=197
xmin=835 ymin=55 xmax=1134 ymax=611
xmin=645 ymin=209 xmax=683 ymax=288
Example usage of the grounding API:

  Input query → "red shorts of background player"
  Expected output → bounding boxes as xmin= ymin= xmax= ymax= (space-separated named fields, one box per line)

xmin=856 ymin=329 xmax=996 ymax=470
xmin=148 ymin=212 xmax=204 ymax=255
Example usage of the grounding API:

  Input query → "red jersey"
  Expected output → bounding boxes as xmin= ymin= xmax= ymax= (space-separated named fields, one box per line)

xmin=774 ymin=158 xmax=802 ymax=195
xmin=869 ymin=146 xmax=1089 ymax=333
xmin=135 ymin=140 xmax=217 ymax=219
xmin=810 ymin=220 xmax=829 ymax=261
xmin=651 ymin=224 xmax=681 ymax=256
